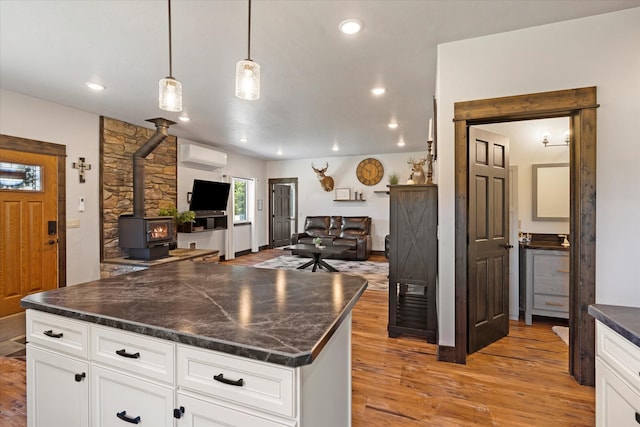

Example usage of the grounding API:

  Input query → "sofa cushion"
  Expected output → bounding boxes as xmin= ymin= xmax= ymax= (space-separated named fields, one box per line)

xmin=340 ymin=216 xmax=370 ymax=238
xmin=329 ymin=216 xmax=342 ymax=236
xmin=333 ymin=238 xmax=358 ymax=250
xmin=304 ymin=216 xmax=331 ymax=237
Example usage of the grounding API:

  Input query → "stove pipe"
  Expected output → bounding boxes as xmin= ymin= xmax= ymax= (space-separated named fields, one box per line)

xmin=133 ymin=118 xmax=176 ymax=217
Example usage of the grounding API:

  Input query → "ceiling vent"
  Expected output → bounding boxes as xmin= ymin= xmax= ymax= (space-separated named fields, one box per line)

xmin=179 ymin=143 xmax=227 ymax=170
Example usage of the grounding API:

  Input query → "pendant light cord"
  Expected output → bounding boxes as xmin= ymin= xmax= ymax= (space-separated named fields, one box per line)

xmin=168 ymin=0 xmax=173 ymax=77
xmin=247 ymin=0 xmax=252 ymax=60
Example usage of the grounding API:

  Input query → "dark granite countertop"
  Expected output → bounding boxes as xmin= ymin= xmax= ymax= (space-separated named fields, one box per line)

xmin=588 ymin=304 xmax=640 ymax=348
xmin=21 ymin=262 xmax=368 ymax=367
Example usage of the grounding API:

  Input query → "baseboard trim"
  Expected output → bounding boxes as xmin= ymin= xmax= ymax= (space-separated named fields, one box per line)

xmin=437 ymin=345 xmax=465 ymax=364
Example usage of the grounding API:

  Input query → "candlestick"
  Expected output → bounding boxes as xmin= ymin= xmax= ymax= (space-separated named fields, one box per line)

xmin=428 ymin=117 xmax=433 ymax=141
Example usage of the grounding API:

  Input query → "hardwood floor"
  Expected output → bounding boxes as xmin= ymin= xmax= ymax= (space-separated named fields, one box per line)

xmin=0 ymin=249 xmax=594 ymax=426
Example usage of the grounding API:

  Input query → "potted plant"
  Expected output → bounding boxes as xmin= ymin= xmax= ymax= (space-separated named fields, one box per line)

xmin=388 ymin=173 xmax=399 ymax=185
xmin=312 ymin=237 xmax=323 ymax=248
xmin=159 ymin=206 xmax=196 ymax=233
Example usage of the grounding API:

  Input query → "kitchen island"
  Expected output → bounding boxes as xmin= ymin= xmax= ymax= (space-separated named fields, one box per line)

xmin=21 ymin=262 xmax=368 ymax=427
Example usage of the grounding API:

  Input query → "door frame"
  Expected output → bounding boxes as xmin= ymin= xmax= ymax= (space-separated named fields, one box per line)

xmin=447 ymin=87 xmax=598 ymax=386
xmin=268 ymin=178 xmax=298 ymax=248
xmin=0 ymin=134 xmax=67 ymax=289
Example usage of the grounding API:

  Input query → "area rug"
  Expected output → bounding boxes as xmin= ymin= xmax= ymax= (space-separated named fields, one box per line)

xmin=254 ymin=255 xmax=389 ymax=291
xmin=552 ymin=326 xmax=569 ymax=346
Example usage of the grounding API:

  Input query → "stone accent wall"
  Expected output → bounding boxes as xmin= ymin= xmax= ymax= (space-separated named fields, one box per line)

xmin=101 ymin=117 xmax=177 ymax=259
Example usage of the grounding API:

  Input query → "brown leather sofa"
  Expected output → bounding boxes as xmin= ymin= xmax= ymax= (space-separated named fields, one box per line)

xmin=290 ymin=216 xmax=372 ymax=260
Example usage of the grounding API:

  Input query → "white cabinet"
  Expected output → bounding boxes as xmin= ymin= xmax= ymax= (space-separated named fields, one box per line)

xmin=92 ymin=365 xmax=174 ymax=427
xmin=595 ymin=321 xmax=640 ymax=427
xmin=525 ymin=249 xmax=569 ymax=325
xmin=27 ymin=345 xmax=89 ymax=427
xmin=26 ymin=309 xmax=353 ymax=427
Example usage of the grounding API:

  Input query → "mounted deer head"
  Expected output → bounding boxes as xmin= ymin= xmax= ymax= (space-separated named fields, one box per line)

xmin=408 ymin=157 xmax=428 ymax=184
xmin=311 ymin=162 xmax=335 ymax=192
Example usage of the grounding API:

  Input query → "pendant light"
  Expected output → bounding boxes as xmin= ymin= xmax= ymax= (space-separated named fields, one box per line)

xmin=235 ymin=0 xmax=260 ymax=100
xmin=159 ymin=0 xmax=182 ymax=112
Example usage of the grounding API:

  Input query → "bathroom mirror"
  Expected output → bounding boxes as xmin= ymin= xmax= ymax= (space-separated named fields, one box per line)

xmin=532 ymin=163 xmax=569 ymax=221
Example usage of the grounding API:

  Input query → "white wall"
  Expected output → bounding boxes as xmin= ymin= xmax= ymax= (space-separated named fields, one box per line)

xmin=436 ymin=8 xmax=640 ymax=346
xmin=0 ymin=89 xmax=101 ymax=285
xmin=267 ymin=151 xmax=427 ymax=251
xmin=176 ymin=140 xmax=268 ymax=256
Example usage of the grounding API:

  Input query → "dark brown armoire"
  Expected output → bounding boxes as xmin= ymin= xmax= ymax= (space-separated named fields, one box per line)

xmin=388 ymin=184 xmax=438 ymax=343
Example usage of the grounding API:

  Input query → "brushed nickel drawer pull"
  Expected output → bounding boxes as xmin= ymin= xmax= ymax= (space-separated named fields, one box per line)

xmin=545 ymin=301 xmax=564 ymax=307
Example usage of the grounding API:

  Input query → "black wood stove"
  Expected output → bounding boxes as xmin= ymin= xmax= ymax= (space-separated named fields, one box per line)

xmin=118 ymin=118 xmax=176 ymax=260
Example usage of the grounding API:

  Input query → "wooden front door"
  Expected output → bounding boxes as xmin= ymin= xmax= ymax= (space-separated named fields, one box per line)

xmin=272 ymin=184 xmax=291 ymax=247
xmin=468 ymin=127 xmax=510 ymax=352
xmin=0 ymin=149 xmax=59 ymax=317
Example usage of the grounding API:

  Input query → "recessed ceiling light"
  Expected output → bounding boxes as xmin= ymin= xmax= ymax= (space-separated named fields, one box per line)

xmin=388 ymin=122 xmax=398 ymax=129
xmin=332 ymin=144 xmax=339 ymax=151
xmin=86 ymin=82 xmax=105 ymax=91
xmin=371 ymin=87 xmax=386 ymax=96
xmin=397 ymin=139 xmax=405 ymax=147
xmin=240 ymin=137 xmax=248 ymax=143
xmin=339 ymin=19 xmax=362 ymax=35
xmin=276 ymin=149 xmax=283 ymax=156
xmin=179 ymin=116 xmax=190 ymax=122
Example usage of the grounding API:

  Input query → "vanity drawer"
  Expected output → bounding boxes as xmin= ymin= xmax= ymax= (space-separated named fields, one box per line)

xmin=597 ymin=322 xmax=640 ymax=392
xmin=177 ymin=344 xmax=296 ymax=418
xmin=91 ymin=325 xmax=175 ymax=384
xmin=533 ymin=294 xmax=569 ymax=314
xmin=27 ymin=310 xmax=89 ymax=359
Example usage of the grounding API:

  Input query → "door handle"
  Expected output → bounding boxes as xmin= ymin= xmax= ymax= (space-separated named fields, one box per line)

xmin=502 ymin=244 xmax=514 ymax=249
xmin=46 ymin=239 xmax=58 ymax=245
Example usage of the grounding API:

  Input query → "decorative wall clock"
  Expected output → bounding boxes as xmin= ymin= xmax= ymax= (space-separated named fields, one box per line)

xmin=356 ymin=158 xmax=384 ymax=186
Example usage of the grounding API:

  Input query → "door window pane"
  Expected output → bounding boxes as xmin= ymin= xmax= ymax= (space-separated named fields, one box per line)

xmin=0 ymin=162 xmax=42 ymax=191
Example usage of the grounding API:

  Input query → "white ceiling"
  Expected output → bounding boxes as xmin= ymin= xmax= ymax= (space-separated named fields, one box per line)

xmin=1 ymin=0 xmax=638 ymax=160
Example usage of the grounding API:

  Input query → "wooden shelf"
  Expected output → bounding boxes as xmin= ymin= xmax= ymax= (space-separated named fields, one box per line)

xmin=374 ymin=191 xmax=389 ymax=195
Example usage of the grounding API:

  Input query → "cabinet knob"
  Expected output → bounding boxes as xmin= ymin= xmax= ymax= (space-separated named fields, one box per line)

xmin=74 ymin=372 xmax=86 ymax=382
xmin=173 ymin=406 xmax=185 ymax=419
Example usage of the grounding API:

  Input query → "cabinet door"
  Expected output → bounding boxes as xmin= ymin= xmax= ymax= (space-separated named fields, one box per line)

xmin=27 ymin=345 xmax=89 ymax=427
xmin=596 ymin=359 xmax=640 ymax=427
xmin=92 ymin=365 xmax=174 ymax=427
xmin=176 ymin=393 xmax=292 ymax=427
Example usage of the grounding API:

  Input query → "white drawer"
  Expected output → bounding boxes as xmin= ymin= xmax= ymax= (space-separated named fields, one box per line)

xmin=92 ymin=365 xmax=174 ymax=427
xmin=177 ymin=344 xmax=296 ymax=418
xmin=91 ymin=325 xmax=175 ymax=384
xmin=532 ymin=252 xmax=570 ymax=295
xmin=597 ymin=322 xmax=640 ymax=392
xmin=26 ymin=310 xmax=89 ymax=359
xmin=177 ymin=392 xmax=295 ymax=427
xmin=533 ymin=294 xmax=569 ymax=314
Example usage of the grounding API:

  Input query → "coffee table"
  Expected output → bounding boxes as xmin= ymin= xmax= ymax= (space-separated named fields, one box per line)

xmin=285 ymin=244 xmax=348 ymax=272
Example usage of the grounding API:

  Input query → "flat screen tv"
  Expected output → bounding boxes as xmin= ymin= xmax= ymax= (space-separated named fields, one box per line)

xmin=189 ymin=179 xmax=231 ymax=213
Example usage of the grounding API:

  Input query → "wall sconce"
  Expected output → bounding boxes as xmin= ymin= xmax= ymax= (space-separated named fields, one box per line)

xmin=542 ymin=130 xmax=570 ymax=147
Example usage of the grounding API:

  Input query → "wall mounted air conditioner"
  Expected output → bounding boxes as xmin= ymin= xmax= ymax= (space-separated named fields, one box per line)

xmin=179 ymin=143 xmax=227 ymax=170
